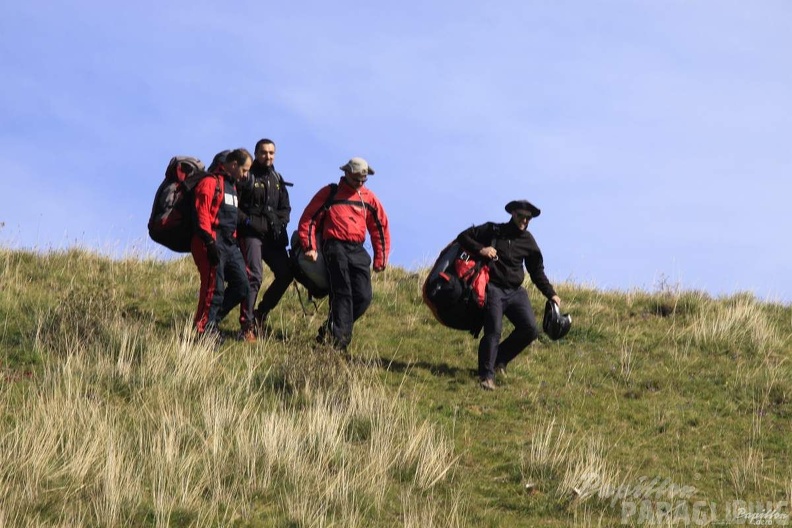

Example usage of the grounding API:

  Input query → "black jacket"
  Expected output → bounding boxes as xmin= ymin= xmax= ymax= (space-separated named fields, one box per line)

xmin=456 ymin=221 xmax=556 ymax=298
xmin=237 ymin=161 xmax=291 ymax=242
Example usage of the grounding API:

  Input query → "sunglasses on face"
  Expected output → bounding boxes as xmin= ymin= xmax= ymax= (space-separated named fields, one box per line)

xmin=514 ymin=212 xmax=532 ymax=221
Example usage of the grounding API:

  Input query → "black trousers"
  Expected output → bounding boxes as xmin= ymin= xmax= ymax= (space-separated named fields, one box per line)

xmin=323 ymin=239 xmax=372 ymax=349
xmin=209 ymin=236 xmax=250 ymax=329
xmin=239 ymin=236 xmax=293 ymax=327
xmin=478 ymin=284 xmax=539 ymax=380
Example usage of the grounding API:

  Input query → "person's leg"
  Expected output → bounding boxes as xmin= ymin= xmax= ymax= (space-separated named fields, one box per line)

xmin=239 ymin=236 xmax=263 ymax=329
xmin=217 ymin=243 xmax=251 ymax=324
xmin=206 ymin=246 xmax=227 ymax=328
xmin=348 ymin=245 xmax=372 ymax=322
xmin=478 ymin=284 xmax=505 ymax=381
xmin=496 ymin=287 xmax=539 ymax=367
xmin=324 ymin=240 xmax=354 ymax=350
xmin=257 ymin=241 xmax=294 ymax=319
xmin=191 ymin=236 xmax=218 ymax=333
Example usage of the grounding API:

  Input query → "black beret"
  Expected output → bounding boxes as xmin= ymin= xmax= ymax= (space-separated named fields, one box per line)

xmin=505 ymin=200 xmax=541 ymax=218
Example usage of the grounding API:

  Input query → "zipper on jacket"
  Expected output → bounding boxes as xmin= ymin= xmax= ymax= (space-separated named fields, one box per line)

xmin=356 ymin=189 xmax=367 ymax=221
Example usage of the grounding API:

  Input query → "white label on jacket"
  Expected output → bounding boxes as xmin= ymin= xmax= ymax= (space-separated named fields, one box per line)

xmin=224 ymin=193 xmax=238 ymax=207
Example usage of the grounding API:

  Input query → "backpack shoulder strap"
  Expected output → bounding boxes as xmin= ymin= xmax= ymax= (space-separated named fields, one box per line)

xmin=310 ymin=183 xmax=339 ymax=220
xmin=275 ymin=171 xmax=294 ymax=188
xmin=323 ymin=183 xmax=339 ymax=210
xmin=212 ymin=175 xmax=223 ymax=204
xmin=488 ymin=223 xmax=502 ymax=248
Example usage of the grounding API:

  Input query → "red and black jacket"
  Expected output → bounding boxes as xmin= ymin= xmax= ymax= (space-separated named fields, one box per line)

xmin=297 ymin=178 xmax=390 ymax=270
xmin=193 ymin=167 xmax=239 ymax=245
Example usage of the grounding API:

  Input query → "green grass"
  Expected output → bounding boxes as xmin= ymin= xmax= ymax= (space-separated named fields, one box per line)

xmin=1 ymin=247 xmax=790 ymax=526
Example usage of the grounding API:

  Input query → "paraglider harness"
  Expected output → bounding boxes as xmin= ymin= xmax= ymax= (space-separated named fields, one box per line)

xmin=422 ymin=230 xmax=499 ymax=337
xmin=289 ymin=183 xmax=340 ymax=315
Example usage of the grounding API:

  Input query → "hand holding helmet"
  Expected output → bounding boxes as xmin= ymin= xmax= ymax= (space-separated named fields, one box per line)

xmin=543 ymin=299 xmax=572 ymax=340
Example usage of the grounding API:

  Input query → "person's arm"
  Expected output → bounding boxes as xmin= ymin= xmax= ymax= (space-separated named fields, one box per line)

xmin=297 ymin=186 xmax=332 ymax=258
xmin=365 ymin=194 xmax=390 ymax=271
xmin=275 ymin=173 xmax=292 ymax=227
xmin=194 ymin=176 xmax=219 ymax=245
xmin=456 ymin=222 xmax=496 ymax=259
xmin=524 ymin=245 xmax=558 ymax=303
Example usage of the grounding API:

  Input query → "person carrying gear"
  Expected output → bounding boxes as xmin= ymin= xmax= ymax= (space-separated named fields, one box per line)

xmin=297 ymin=157 xmax=390 ymax=352
xmin=237 ymin=138 xmax=293 ymax=341
xmin=456 ymin=200 xmax=562 ymax=390
xmin=191 ymin=148 xmax=252 ymax=339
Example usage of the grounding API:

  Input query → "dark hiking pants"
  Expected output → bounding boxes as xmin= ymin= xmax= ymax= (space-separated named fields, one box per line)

xmin=239 ymin=236 xmax=293 ymax=328
xmin=209 ymin=236 xmax=250 ymax=329
xmin=478 ymin=284 xmax=539 ymax=380
xmin=323 ymin=239 xmax=372 ymax=350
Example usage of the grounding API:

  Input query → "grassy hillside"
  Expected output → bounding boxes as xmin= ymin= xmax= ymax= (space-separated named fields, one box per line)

xmin=1 ymin=247 xmax=790 ymax=527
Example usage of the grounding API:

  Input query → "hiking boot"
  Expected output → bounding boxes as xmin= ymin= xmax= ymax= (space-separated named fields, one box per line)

xmin=479 ymin=378 xmax=496 ymax=391
xmin=495 ymin=363 xmax=507 ymax=376
xmin=238 ymin=327 xmax=257 ymax=343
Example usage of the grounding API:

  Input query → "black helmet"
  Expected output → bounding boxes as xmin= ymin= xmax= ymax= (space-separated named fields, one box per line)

xmin=543 ymin=300 xmax=572 ymax=340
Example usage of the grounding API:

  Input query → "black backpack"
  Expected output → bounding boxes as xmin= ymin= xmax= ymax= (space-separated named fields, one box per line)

xmin=207 ymin=150 xmax=230 ymax=172
xmin=422 ymin=242 xmax=489 ymax=337
xmin=289 ymin=183 xmax=339 ymax=300
xmin=423 ymin=228 xmax=499 ymax=337
xmin=148 ymin=156 xmax=215 ymax=253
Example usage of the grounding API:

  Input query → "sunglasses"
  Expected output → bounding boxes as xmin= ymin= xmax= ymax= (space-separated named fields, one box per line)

xmin=514 ymin=212 xmax=532 ymax=221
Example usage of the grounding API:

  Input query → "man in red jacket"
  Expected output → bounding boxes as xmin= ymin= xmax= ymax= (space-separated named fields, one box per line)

xmin=297 ymin=157 xmax=390 ymax=352
xmin=191 ymin=148 xmax=252 ymax=338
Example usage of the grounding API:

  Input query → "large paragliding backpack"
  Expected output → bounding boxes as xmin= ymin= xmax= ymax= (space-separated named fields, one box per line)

xmin=147 ymin=154 xmax=224 ymax=253
xmin=422 ymin=233 xmax=497 ymax=337
xmin=289 ymin=183 xmax=340 ymax=303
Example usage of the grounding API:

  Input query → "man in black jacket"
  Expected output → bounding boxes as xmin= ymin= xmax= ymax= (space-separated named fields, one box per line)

xmin=237 ymin=138 xmax=293 ymax=341
xmin=456 ymin=200 xmax=562 ymax=390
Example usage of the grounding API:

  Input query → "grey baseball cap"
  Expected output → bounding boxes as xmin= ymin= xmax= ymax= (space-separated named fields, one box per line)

xmin=340 ymin=157 xmax=375 ymax=175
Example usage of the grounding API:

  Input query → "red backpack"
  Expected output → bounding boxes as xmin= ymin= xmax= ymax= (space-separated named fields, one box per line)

xmin=147 ymin=156 xmax=210 ymax=253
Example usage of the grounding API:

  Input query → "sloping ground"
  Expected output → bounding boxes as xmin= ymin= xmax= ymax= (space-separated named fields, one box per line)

xmin=1 ymin=248 xmax=790 ymax=527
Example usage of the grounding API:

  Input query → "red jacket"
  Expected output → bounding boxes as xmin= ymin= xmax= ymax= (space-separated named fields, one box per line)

xmin=298 ymin=178 xmax=390 ymax=270
xmin=193 ymin=171 xmax=234 ymax=244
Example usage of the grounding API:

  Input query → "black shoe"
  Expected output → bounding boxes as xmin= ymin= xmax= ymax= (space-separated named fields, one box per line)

xmin=253 ymin=308 xmax=268 ymax=329
xmin=315 ymin=322 xmax=330 ymax=344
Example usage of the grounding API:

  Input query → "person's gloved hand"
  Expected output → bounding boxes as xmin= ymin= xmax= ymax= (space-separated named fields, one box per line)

xmin=206 ymin=241 xmax=220 ymax=266
xmin=265 ymin=211 xmax=282 ymax=239
xmin=250 ymin=216 xmax=269 ymax=237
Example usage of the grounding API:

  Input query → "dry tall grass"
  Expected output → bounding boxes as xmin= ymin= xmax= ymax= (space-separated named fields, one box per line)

xmin=521 ymin=417 xmax=628 ymax=505
xmin=3 ymin=248 xmax=791 ymax=527
xmin=0 ymin=290 xmax=463 ymax=526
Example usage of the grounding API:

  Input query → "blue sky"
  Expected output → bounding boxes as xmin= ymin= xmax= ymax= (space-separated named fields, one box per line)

xmin=2 ymin=1 xmax=790 ymax=302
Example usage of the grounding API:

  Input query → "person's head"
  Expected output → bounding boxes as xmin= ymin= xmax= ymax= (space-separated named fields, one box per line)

xmin=225 ymin=148 xmax=253 ymax=182
xmin=254 ymin=139 xmax=276 ymax=167
xmin=505 ymin=200 xmax=541 ymax=231
xmin=340 ymin=157 xmax=374 ymax=189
